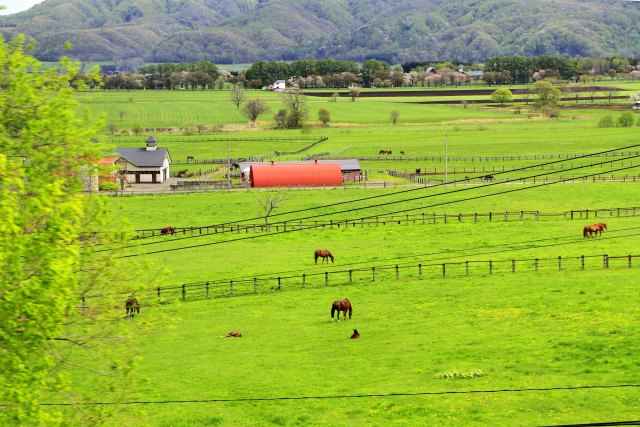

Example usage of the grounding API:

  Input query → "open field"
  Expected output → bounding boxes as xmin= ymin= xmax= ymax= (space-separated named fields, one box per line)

xmin=51 ymin=85 xmax=640 ymax=425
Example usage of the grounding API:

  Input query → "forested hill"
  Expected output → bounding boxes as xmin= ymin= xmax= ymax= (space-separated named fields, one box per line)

xmin=2 ymin=0 xmax=640 ymax=64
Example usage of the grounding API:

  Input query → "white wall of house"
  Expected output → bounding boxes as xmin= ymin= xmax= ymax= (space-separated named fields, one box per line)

xmin=117 ymin=158 xmax=171 ymax=184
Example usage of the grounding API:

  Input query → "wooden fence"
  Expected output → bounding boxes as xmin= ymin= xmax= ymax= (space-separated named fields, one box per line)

xmin=85 ymin=253 xmax=638 ymax=304
xmin=135 ymin=205 xmax=640 ymax=239
xmin=319 ymin=150 xmax=640 ymax=163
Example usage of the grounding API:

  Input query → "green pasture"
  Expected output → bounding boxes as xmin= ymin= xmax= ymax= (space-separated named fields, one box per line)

xmin=78 ymin=82 xmax=640 ymax=135
xmin=52 ymin=85 xmax=640 ymax=425
xmin=108 ymin=181 xmax=640 ymax=286
xmin=64 ymin=251 xmax=640 ymax=426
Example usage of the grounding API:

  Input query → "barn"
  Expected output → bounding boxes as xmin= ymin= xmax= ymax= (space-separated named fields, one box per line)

xmin=249 ymin=161 xmax=343 ymax=187
xmin=115 ymin=136 xmax=172 ymax=184
xmin=239 ymin=159 xmax=361 ymax=185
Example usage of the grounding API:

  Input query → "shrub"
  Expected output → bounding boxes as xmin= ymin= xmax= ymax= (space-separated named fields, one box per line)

xmin=598 ymin=116 xmax=614 ymax=128
xmin=618 ymin=111 xmax=635 ymax=127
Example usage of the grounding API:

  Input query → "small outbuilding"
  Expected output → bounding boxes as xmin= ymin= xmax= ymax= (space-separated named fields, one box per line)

xmin=115 ymin=136 xmax=172 ymax=184
xmin=249 ymin=161 xmax=342 ymax=187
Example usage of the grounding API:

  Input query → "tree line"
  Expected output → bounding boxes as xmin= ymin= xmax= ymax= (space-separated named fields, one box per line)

xmin=97 ymin=55 xmax=640 ymax=91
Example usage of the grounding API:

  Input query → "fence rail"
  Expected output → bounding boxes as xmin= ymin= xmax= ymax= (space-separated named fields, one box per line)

xmin=82 ymin=253 xmax=639 ymax=304
xmin=319 ymin=150 xmax=640 ymax=163
xmin=135 ymin=205 xmax=640 ymax=239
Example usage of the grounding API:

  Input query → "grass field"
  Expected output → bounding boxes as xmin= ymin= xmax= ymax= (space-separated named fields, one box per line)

xmin=51 ymin=85 xmax=640 ymax=425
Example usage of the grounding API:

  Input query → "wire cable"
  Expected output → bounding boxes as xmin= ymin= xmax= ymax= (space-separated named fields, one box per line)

xmin=37 ymin=383 xmax=640 ymax=406
xmin=115 ymin=160 xmax=640 ymax=258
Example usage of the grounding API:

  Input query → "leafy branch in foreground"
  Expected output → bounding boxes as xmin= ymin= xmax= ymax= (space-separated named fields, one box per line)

xmin=0 ymin=35 xmax=153 ymax=426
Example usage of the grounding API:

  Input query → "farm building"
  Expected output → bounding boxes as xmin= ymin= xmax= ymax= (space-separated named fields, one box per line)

xmin=248 ymin=161 xmax=343 ymax=187
xmin=114 ymin=136 xmax=172 ymax=184
xmin=269 ymin=80 xmax=286 ymax=92
xmin=239 ymin=159 xmax=362 ymax=185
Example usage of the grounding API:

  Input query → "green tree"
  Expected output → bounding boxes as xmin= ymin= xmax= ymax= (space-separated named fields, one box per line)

xmin=389 ymin=110 xmax=400 ymax=125
xmin=0 ymin=36 xmax=143 ymax=425
xmin=491 ymin=88 xmax=514 ymax=105
xmin=361 ymin=59 xmax=390 ymax=87
xmin=242 ymin=99 xmax=270 ymax=124
xmin=598 ymin=115 xmax=614 ymax=128
xmin=281 ymin=92 xmax=307 ymax=129
xmin=318 ymin=108 xmax=331 ymax=126
xmin=531 ymin=80 xmax=561 ymax=117
xmin=230 ymin=84 xmax=246 ymax=109
xmin=349 ymin=88 xmax=360 ymax=102
xmin=618 ymin=111 xmax=635 ymax=127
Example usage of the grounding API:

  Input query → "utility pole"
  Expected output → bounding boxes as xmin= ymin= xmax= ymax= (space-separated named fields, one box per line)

xmin=444 ymin=134 xmax=448 ymax=186
xmin=227 ymin=136 xmax=231 ymax=189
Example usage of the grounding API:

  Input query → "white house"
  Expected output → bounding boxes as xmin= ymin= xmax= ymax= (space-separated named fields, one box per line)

xmin=273 ymin=80 xmax=286 ymax=92
xmin=115 ymin=136 xmax=172 ymax=184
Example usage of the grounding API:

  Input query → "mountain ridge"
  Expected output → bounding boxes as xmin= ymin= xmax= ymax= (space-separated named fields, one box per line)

xmin=1 ymin=0 xmax=639 ymax=63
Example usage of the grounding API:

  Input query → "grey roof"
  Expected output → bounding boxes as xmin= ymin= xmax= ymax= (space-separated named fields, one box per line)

xmin=238 ymin=159 xmax=361 ymax=172
xmin=115 ymin=148 xmax=171 ymax=167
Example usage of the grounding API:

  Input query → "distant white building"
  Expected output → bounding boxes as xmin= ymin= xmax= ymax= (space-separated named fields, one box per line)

xmin=273 ymin=80 xmax=286 ymax=91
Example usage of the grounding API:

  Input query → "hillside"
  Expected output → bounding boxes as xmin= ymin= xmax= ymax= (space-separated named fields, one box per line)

xmin=1 ymin=0 xmax=640 ymax=63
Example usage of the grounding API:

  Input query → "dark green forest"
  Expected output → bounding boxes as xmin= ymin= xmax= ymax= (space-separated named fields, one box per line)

xmin=2 ymin=0 xmax=640 ymax=63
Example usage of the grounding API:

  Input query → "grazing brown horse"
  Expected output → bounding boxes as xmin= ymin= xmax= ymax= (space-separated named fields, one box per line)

xmin=595 ymin=222 xmax=607 ymax=235
xmin=315 ymin=249 xmax=334 ymax=264
xmin=222 ymin=331 xmax=242 ymax=338
xmin=186 ymin=155 xmax=195 ymax=162
xmin=350 ymin=329 xmax=360 ymax=339
xmin=379 ymin=149 xmax=390 ymax=155
xmin=480 ymin=174 xmax=495 ymax=182
xmin=400 ymin=151 xmax=405 ymax=155
xmin=583 ymin=223 xmax=607 ymax=238
xmin=331 ymin=299 xmax=352 ymax=322
xmin=160 ymin=226 xmax=176 ymax=236
xmin=125 ymin=297 xmax=140 ymax=318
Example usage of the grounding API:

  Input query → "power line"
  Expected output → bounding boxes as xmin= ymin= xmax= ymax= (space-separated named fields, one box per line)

xmin=103 ymin=151 xmax=640 ymax=256
xmin=116 ymin=160 xmax=640 ymax=258
xmin=144 ymin=143 xmax=640 ymax=231
xmin=37 ymin=383 xmax=640 ymax=406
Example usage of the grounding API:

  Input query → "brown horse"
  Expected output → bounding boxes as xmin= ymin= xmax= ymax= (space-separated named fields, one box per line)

xmin=583 ymin=223 xmax=607 ymax=238
xmin=379 ymin=149 xmax=390 ymax=155
xmin=480 ymin=175 xmax=495 ymax=182
xmin=331 ymin=298 xmax=352 ymax=322
xmin=595 ymin=222 xmax=607 ymax=235
xmin=125 ymin=297 xmax=140 ymax=318
xmin=160 ymin=226 xmax=176 ymax=236
xmin=315 ymin=249 xmax=334 ymax=264
xmin=350 ymin=329 xmax=360 ymax=339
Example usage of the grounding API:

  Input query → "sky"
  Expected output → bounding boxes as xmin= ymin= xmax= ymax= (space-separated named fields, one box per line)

xmin=0 ymin=0 xmax=45 ymax=16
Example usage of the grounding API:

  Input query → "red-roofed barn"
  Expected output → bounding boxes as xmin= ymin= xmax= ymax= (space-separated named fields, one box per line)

xmin=250 ymin=162 xmax=343 ymax=187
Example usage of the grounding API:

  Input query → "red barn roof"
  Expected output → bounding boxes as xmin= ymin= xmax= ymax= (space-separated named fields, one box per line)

xmin=250 ymin=162 xmax=343 ymax=187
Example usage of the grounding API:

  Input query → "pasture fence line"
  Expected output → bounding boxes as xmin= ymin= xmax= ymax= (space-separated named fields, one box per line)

xmin=84 ymin=253 xmax=639 ymax=304
xmin=388 ymin=157 xmax=639 ymax=177
xmin=318 ymin=150 xmax=640 ymax=163
xmin=389 ymin=171 xmax=640 ymax=185
xmin=106 ymin=174 xmax=640 ymax=196
xmin=109 ymin=136 xmax=323 ymax=143
xmin=135 ymin=205 xmax=640 ymax=239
